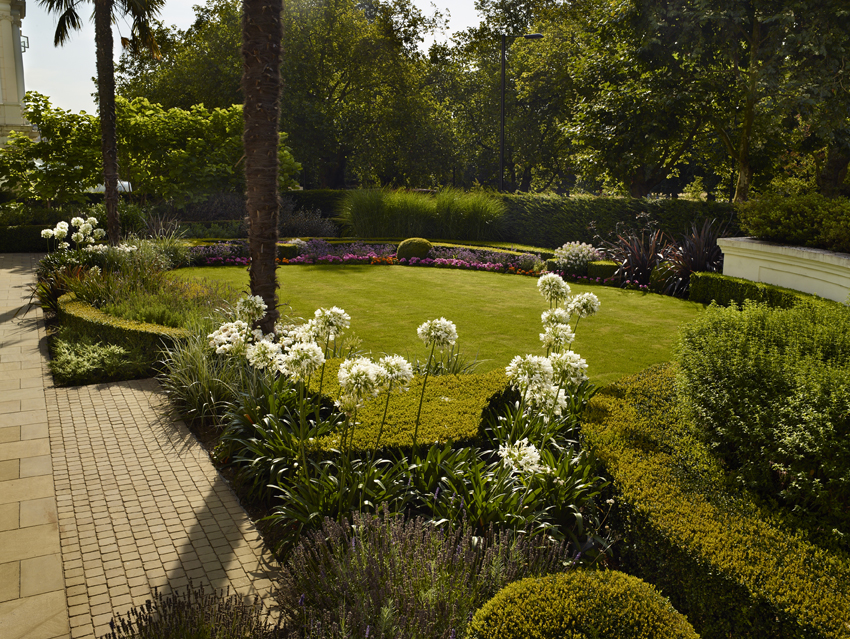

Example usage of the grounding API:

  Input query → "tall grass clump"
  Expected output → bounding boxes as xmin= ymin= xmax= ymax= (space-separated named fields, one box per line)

xmin=339 ymin=188 xmax=505 ymax=241
xmin=337 ymin=188 xmax=389 ymax=237
xmin=276 ymin=507 xmax=573 ymax=639
xmin=435 ymin=187 xmax=505 ymax=241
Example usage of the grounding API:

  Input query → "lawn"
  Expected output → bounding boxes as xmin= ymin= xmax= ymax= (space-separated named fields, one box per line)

xmin=174 ymin=265 xmax=705 ymax=386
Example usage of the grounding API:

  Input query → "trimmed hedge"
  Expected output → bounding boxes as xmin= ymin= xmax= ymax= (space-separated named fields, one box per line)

xmin=688 ymin=272 xmax=828 ymax=308
xmin=582 ymin=365 xmax=850 ymax=639
xmin=587 ymin=259 xmax=618 ymax=279
xmin=499 ymin=195 xmax=737 ymax=249
xmin=396 ymin=237 xmax=432 ymax=259
xmin=57 ymin=293 xmax=190 ymax=362
xmin=468 ymin=570 xmax=699 ymax=639
xmin=738 ymin=194 xmax=850 ymax=253
xmin=0 ymin=225 xmax=52 ymax=253
xmin=308 ymin=358 xmax=509 ymax=451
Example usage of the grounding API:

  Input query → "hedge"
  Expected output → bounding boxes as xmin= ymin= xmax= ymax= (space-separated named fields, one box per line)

xmin=581 ymin=365 xmax=850 ymax=639
xmin=688 ymin=272 xmax=831 ymax=308
xmin=587 ymin=260 xmax=618 ymax=279
xmin=57 ymin=293 xmax=190 ymax=362
xmin=308 ymin=358 xmax=510 ymax=452
xmin=498 ymin=195 xmax=738 ymax=249
xmin=468 ymin=570 xmax=699 ymax=639
xmin=283 ymin=189 xmax=348 ymax=218
xmin=737 ymin=194 xmax=850 ymax=253
xmin=0 ymin=225 xmax=52 ymax=253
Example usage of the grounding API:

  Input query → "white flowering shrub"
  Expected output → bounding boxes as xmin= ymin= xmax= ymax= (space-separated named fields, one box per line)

xmin=41 ymin=216 xmax=104 ymax=251
xmin=499 ymin=438 xmax=547 ymax=475
xmin=207 ymin=321 xmax=253 ymax=356
xmin=235 ymin=295 xmax=268 ymax=324
xmin=553 ymin=242 xmax=602 ymax=275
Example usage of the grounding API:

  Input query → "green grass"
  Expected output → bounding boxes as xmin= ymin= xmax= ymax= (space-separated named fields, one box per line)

xmin=173 ymin=265 xmax=705 ymax=385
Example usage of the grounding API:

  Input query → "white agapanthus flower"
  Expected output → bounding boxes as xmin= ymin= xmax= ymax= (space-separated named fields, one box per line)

xmin=59 ymin=242 xmax=70 ymax=250
xmin=207 ymin=320 xmax=252 ymax=356
xmin=71 ymin=232 xmax=84 ymax=244
xmin=56 ymin=221 xmax=69 ymax=232
xmin=506 ymin=355 xmax=553 ymax=392
xmin=93 ymin=228 xmax=106 ymax=240
xmin=566 ymin=292 xmax=601 ymax=318
xmin=235 ymin=295 xmax=268 ymax=323
xmin=537 ymin=273 xmax=571 ymax=305
xmin=71 ymin=217 xmax=85 ymax=227
xmin=338 ymin=357 xmax=384 ymax=400
xmin=499 ymin=438 xmax=547 ymax=475
xmin=41 ymin=229 xmax=54 ymax=239
xmin=79 ymin=223 xmax=93 ymax=235
xmin=528 ymin=382 xmax=568 ymax=417
xmin=246 ymin=339 xmax=283 ymax=370
xmin=539 ymin=324 xmax=575 ymax=352
xmin=417 ymin=317 xmax=458 ymax=350
xmin=85 ymin=217 xmax=98 ymax=226
xmin=541 ymin=307 xmax=571 ymax=327
xmin=278 ymin=341 xmax=325 ymax=381
xmin=313 ymin=307 xmax=351 ymax=341
xmin=550 ymin=351 xmax=589 ymax=388
xmin=377 ymin=355 xmax=414 ymax=391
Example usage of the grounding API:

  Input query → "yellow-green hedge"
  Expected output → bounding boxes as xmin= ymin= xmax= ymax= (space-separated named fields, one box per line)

xmin=587 ymin=259 xmax=618 ymax=279
xmin=688 ymin=272 xmax=828 ymax=308
xmin=582 ymin=365 xmax=850 ymax=639
xmin=309 ymin=358 xmax=509 ymax=452
xmin=57 ymin=293 xmax=190 ymax=361
xmin=468 ymin=570 xmax=699 ymax=639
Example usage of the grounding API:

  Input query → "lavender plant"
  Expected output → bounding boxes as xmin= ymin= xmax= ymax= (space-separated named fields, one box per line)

xmin=277 ymin=508 xmax=574 ymax=639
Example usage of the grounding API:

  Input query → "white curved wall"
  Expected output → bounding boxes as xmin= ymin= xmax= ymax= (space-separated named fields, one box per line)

xmin=717 ymin=237 xmax=850 ymax=303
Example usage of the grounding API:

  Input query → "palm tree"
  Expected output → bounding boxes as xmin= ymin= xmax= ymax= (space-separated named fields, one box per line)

xmin=241 ymin=0 xmax=283 ymax=333
xmin=39 ymin=0 xmax=163 ymax=245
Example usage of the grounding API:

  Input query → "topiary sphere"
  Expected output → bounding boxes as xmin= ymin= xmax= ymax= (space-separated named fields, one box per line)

xmin=467 ymin=570 xmax=700 ymax=639
xmin=397 ymin=237 xmax=432 ymax=260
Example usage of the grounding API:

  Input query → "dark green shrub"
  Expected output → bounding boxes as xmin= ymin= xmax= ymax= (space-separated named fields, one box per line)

xmin=649 ymin=261 xmax=676 ymax=294
xmin=467 ymin=570 xmax=699 ymax=639
xmin=582 ymin=365 xmax=850 ymax=638
xmin=277 ymin=243 xmax=300 ymax=259
xmin=0 ymin=225 xmax=53 ymax=252
xmin=285 ymin=189 xmax=347 ymax=218
xmin=396 ymin=237 xmax=433 ymax=260
xmin=676 ymin=301 xmax=850 ymax=537
xmin=498 ymin=195 xmax=736 ymax=249
xmin=738 ymin=193 xmax=850 ymax=252
xmin=587 ymin=260 xmax=618 ymax=279
xmin=103 ymin=582 xmax=282 ymax=639
xmin=688 ymin=272 xmax=822 ymax=308
xmin=276 ymin=509 xmax=574 ymax=639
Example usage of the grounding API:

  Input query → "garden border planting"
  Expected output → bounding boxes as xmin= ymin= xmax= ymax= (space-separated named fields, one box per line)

xmin=57 ymin=292 xmax=190 ymax=360
xmin=582 ymin=366 xmax=850 ymax=639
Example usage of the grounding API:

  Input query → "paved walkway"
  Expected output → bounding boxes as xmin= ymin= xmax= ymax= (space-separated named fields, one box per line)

xmin=0 ymin=254 xmax=279 ymax=639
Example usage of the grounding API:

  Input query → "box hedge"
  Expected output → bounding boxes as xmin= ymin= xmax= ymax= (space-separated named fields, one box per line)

xmin=308 ymin=358 xmax=510 ymax=452
xmin=0 ymin=225 xmax=52 ymax=253
xmin=688 ymin=272 xmax=829 ymax=308
xmin=737 ymin=194 xmax=850 ymax=253
xmin=498 ymin=195 xmax=737 ymax=249
xmin=57 ymin=293 xmax=190 ymax=362
xmin=587 ymin=260 xmax=618 ymax=279
xmin=468 ymin=570 xmax=699 ymax=639
xmin=581 ymin=365 xmax=850 ymax=639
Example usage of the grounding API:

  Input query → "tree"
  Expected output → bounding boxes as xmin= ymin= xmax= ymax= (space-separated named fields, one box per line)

xmin=39 ymin=0 xmax=164 ymax=244
xmin=0 ymin=92 xmax=101 ymax=206
xmin=241 ymin=0 xmax=283 ymax=333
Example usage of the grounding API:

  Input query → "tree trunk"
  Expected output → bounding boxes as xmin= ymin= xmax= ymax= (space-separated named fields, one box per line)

xmin=818 ymin=144 xmax=850 ymax=197
xmin=242 ymin=0 xmax=282 ymax=334
xmin=94 ymin=0 xmax=120 ymax=245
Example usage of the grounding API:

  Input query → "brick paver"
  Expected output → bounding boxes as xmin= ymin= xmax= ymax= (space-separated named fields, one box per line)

xmin=0 ymin=254 xmax=279 ymax=639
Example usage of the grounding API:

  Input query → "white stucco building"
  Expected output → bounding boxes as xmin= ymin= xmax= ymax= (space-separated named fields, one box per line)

xmin=0 ymin=0 xmax=31 ymax=144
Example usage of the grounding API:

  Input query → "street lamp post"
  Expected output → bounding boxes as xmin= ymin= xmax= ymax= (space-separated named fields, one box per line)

xmin=500 ymin=32 xmax=544 ymax=192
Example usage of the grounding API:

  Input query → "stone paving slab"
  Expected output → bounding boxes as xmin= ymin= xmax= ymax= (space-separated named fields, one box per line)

xmin=0 ymin=254 xmax=279 ymax=639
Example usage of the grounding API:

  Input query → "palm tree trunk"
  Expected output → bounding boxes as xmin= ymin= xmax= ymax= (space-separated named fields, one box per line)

xmin=94 ymin=0 xmax=121 ymax=245
xmin=242 ymin=0 xmax=282 ymax=334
